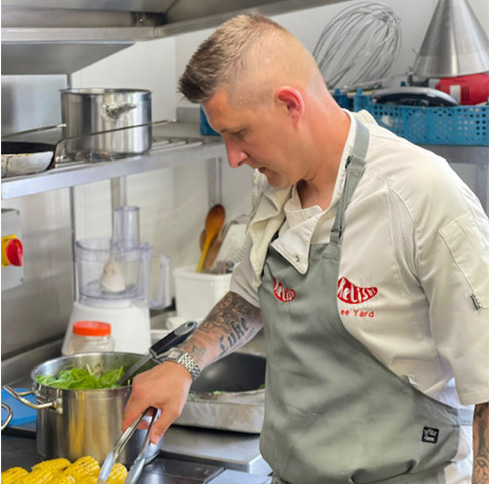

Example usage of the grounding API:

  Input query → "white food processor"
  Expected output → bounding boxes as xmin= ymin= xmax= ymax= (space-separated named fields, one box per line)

xmin=62 ymin=206 xmax=171 ymax=355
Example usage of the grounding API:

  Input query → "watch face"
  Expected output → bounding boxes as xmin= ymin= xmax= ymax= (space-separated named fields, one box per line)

xmin=168 ymin=349 xmax=182 ymax=359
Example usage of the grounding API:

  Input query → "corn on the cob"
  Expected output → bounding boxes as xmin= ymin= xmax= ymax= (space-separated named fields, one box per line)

xmin=1 ymin=466 xmax=29 ymax=484
xmin=32 ymin=458 xmax=71 ymax=473
xmin=74 ymin=477 xmax=97 ymax=484
xmin=47 ymin=474 xmax=76 ymax=484
xmin=18 ymin=468 xmax=57 ymax=484
xmin=106 ymin=463 xmax=128 ymax=484
xmin=63 ymin=456 xmax=100 ymax=481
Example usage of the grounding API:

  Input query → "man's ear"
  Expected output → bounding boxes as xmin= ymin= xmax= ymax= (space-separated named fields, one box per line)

xmin=275 ymin=86 xmax=305 ymax=126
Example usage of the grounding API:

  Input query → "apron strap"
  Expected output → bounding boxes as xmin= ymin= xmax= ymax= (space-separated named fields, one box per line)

xmin=331 ymin=120 xmax=369 ymax=245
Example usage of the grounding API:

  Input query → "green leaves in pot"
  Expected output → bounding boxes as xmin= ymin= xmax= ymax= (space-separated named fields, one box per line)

xmin=36 ymin=365 xmax=125 ymax=390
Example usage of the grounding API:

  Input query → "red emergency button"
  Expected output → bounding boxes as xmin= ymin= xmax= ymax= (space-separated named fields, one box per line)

xmin=1 ymin=236 xmax=24 ymax=267
xmin=6 ymin=238 xmax=23 ymax=266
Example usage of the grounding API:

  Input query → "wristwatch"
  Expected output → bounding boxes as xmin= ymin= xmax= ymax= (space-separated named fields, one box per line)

xmin=165 ymin=349 xmax=201 ymax=381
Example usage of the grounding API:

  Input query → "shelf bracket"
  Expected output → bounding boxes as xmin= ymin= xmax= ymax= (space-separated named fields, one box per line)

xmin=111 ymin=176 xmax=128 ymax=210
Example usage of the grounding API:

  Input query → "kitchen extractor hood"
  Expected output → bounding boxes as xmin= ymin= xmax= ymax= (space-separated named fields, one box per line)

xmin=2 ymin=0 xmax=348 ymax=75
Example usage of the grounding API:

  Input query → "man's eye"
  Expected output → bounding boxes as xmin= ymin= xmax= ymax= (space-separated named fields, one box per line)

xmin=233 ymin=130 xmax=246 ymax=138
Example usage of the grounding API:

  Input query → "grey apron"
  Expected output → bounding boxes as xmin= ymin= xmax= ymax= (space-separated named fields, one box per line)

xmin=258 ymin=121 xmax=472 ymax=484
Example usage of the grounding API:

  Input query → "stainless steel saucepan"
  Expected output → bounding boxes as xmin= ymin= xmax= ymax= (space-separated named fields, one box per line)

xmin=3 ymin=352 xmax=159 ymax=466
xmin=60 ymin=88 xmax=152 ymax=161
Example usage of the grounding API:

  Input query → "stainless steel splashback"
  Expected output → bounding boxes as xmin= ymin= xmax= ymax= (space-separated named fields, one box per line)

xmin=2 ymin=0 xmax=348 ymax=75
xmin=1 ymin=190 xmax=75 ymax=359
xmin=1 ymin=75 xmax=74 ymax=360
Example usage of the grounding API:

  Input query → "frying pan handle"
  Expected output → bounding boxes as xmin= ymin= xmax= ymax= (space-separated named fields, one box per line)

xmin=1 ymin=123 xmax=66 ymax=140
xmin=150 ymin=321 xmax=198 ymax=359
xmin=1 ymin=403 xmax=13 ymax=431
xmin=2 ymin=385 xmax=57 ymax=411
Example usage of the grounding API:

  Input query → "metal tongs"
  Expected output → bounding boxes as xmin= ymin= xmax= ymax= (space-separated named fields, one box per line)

xmin=97 ymin=407 xmax=158 ymax=484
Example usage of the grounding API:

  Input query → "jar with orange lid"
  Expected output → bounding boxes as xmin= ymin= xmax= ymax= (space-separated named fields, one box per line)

xmin=66 ymin=320 xmax=115 ymax=355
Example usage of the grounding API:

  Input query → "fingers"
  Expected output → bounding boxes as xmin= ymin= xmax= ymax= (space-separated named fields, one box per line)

xmin=121 ymin=365 xmax=167 ymax=431
xmin=122 ymin=387 xmax=147 ymax=431
xmin=149 ymin=404 xmax=182 ymax=444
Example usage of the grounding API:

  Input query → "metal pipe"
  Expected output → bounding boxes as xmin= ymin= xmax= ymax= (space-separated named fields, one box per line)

xmin=207 ymin=157 xmax=223 ymax=207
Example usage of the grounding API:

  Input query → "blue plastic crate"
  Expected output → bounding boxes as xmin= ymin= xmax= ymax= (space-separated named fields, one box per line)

xmin=200 ymin=107 xmax=220 ymax=136
xmin=333 ymin=88 xmax=353 ymax=110
xmin=352 ymin=90 xmax=489 ymax=146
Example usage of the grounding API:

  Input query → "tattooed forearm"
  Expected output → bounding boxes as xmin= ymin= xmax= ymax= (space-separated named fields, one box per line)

xmin=473 ymin=402 xmax=489 ymax=484
xmin=178 ymin=291 xmax=262 ymax=369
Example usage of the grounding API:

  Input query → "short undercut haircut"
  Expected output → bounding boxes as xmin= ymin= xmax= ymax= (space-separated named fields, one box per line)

xmin=178 ymin=14 xmax=288 ymax=104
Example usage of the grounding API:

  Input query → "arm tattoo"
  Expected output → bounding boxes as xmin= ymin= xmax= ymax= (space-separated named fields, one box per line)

xmin=473 ymin=402 xmax=489 ymax=483
xmin=178 ymin=291 xmax=262 ymax=369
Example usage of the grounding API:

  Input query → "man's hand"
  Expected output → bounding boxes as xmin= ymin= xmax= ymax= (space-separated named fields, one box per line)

xmin=121 ymin=291 xmax=262 ymax=444
xmin=122 ymin=361 xmax=193 ymax=444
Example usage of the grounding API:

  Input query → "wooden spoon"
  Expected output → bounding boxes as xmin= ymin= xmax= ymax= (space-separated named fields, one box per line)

xmin=199 ymin=229 xmax=222 ymax=271
xmin=196 ymin=204 xmax=225 ymax=273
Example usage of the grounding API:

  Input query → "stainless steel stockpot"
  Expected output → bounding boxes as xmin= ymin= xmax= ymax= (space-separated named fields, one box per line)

xmin=60 ymin=88 xmax=152 ymax=161
xmin=3 ymin=352 xmax=161 ymax=466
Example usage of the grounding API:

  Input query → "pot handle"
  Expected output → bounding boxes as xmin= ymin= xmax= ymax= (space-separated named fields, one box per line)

xmin=1 ymin=403 xmax=13 ymax=431
xmin=103 ymin=103 xmax=137 ymax=121
xmin=2 ymin=385 xmax=56 ymax=410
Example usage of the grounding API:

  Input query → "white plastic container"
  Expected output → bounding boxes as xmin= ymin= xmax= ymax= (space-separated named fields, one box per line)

xmin=173 ymin=265 xmax=232 ymax=321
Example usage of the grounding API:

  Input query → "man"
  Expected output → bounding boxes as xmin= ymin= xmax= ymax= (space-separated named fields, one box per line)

xmin=123 ymin=14 xmax=489 ymax=484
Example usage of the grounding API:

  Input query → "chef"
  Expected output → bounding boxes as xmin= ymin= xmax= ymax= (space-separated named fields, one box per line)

xmin=123 ymin=14 xmax=489 ymax=483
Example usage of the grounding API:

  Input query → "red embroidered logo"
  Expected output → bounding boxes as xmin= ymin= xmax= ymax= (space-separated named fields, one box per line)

xmin=337 ymin=277 xmax=378 ymax=304
xmin=273 ymin=278 xmax=296 ymax=302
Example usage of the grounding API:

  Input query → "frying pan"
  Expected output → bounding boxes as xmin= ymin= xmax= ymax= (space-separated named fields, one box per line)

xmin=190 ymin=352 xmax=266 ymax=393
xmin=1 ymin=141 xmax=55 ymax=178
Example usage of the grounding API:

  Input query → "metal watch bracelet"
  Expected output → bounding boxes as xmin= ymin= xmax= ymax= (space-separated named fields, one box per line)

xmin=165 ymin=349 xmax=201 ymax=381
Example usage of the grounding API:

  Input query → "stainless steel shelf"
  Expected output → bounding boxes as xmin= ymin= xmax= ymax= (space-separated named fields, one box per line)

xmin=1 ymin=0 xmax=347 ymax=75
xmin=1 ymin=136 xmax=225 ymax=200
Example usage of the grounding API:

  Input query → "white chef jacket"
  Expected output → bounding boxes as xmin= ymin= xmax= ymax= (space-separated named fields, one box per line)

xmin=230 ymin=110 xmax=489 ymax=483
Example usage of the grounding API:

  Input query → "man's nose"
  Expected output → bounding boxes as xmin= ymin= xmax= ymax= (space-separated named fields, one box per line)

xmin=226 ymin=144 xmax=248 ymax=168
